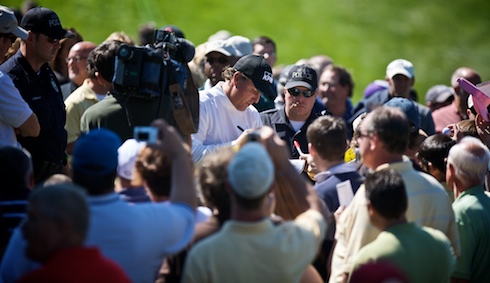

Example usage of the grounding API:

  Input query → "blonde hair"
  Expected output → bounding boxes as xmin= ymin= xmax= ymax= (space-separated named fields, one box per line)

xmin=105 ymin=31 xmax=135 ymax=46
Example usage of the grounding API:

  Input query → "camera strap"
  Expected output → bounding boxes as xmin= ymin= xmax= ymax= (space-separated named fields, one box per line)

xmin=167 ymin=63 xmax=198 ymax=135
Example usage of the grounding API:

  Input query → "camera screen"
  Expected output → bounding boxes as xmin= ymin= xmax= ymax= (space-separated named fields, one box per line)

xmin=137 ymin=132 xmax=149 ymax=140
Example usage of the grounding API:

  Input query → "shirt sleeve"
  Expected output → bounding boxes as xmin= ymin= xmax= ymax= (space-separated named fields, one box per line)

xmin=0 ymin=73 xmax=33 ymax=128
xmin=191 ymin=103 xmax=234 ymax=164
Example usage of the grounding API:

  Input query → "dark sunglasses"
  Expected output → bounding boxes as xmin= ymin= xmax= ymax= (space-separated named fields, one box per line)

xmin=44 ymin=35 xmax=60 ymax=44
xmin=36 ymin=33 xmax=60 ymax=44
xmin=1 ymin=34 xmax=17 ymax=44
xmin=288 ymin=88 xmax=315 ymax=98
xmin=206 ymin=56 xmax=229 ymax=65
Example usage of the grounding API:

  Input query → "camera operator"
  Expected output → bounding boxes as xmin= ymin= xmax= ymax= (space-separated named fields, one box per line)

xmin=191 ymin=54 xmax=275 ymax=164
xmin=80 ymin=31 xmax=197 ymax=144
xmin=66 ymin=40 xmax=121 ymax=154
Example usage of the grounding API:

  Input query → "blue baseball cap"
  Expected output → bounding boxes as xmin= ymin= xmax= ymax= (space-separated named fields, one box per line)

xmin=72 ymin=129 xmax=122 ymax=175
xmin=384 ymin=97 xmax=420 ymax=132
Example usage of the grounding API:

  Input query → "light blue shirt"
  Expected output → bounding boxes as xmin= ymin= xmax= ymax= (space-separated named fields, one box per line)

xmin=1 ymin=193 xmax=195 ymax=283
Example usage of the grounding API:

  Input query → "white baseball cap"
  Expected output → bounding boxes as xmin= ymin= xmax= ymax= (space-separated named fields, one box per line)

xmin=386 ymin=59 xmax=414 ymax=79
xmin=205 ymin=39 xmax=233 ymax=57
xmin=226 ymin=35 xmax=252 ymax=57
xmin=227 ymin=142 xmax=274 ymax=199
xmin=117 ymin=139 xmax=146 ymax=180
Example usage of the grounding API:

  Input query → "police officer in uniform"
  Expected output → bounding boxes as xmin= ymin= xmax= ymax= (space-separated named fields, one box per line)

xmin=0 ymin=7 xmax=74 ymax=183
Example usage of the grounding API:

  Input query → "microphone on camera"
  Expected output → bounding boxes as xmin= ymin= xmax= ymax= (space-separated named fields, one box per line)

xmin=175 ymin=38 xmax=195 ymax=63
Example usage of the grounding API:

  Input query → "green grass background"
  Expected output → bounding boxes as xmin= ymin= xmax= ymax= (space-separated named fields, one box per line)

xmin=5 ymin=0 xmax=490 ymax=104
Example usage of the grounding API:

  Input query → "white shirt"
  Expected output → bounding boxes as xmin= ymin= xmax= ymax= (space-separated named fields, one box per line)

xmin=191 ymin=83 xmax=262 ymax=163
xmin=0 ymin=72 xmax=33 ymax=148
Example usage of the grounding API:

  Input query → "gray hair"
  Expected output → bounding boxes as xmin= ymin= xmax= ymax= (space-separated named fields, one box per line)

xmin=447 ymin=136 xmax=490 ymax=186
xmin=29 ymin=184 xmax=89 ymax=239
xmin=363 ymin=106 xmax=410 ymax=154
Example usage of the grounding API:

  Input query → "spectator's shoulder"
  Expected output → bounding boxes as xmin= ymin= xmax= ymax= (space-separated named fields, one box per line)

xmin=260 ymin=107 xmax=279 ymax=116
xmin=259 ymin=107 xmax=280 ymax=125
xmin=415 ymin=102 xmax=431 ymax=115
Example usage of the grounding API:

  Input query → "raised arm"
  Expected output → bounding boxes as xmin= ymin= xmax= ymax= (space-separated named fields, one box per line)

xmin=260 ymin=126 xmax=329 ymax=220
xmin=151 ymin=119 xmax=196 ymax=211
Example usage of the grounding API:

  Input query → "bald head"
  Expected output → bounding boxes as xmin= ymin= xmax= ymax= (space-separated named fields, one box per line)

xmin=67 ymin=41 xmax=97 ymax=85
xmin=451 ymin=67 xmax=481 ymax=87
xmin=450 ymin=67 xmax=482 ymax=118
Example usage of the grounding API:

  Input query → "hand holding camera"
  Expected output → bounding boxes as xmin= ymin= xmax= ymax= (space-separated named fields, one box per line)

xmin=134 ymin=126 xmax=159 ymax=144
xmin=142 ymin=119 xmax=189 ymax=159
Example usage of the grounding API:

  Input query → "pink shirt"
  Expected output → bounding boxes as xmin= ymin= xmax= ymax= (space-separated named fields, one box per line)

xmin=432 ymin=102 xmax=461 ymax=133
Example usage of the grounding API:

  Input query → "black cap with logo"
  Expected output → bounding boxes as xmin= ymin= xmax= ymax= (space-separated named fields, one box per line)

xmin=21 ymin=7 xmax=74 ymax=39
xmin=233 ymin=54 xmax=274 ymax=96
xmin=285 ymin=64 xmax=318 ymax=92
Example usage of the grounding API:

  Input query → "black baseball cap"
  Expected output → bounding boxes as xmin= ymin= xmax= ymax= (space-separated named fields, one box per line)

xmin=233 ymin=54 xmax=274 ymax=96
xmin=21 ymin=7 xmax=74 ymax=39
xmin=285 ymin=64 xmax=318 ymax=92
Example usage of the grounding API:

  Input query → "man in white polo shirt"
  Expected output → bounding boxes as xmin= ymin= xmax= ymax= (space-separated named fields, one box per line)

xmin=191 ymin=54 xmax=274 ymax=163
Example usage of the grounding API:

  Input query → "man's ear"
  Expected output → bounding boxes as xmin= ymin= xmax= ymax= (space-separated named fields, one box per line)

xmin=447 ymin=162 xmax=455 ymax=180
xmin=95 ymin=71 xmax=107 ymax=86
xmin=369 ymin=133 xmax=378 ymax=150
xmin=308 ymin=143 xmax=316 ymax=157
xmin=232 ymin=71 xmax=241 ymax=87
xmin=426 ymin=161 xmax=434 ymax=171
xmin=95 ymin=72 xmax=103 ymax=84
xmin=367 ymin=201 xmax=375 ymax=217
xmin=25 ymin=31 xmax=36 ymax=43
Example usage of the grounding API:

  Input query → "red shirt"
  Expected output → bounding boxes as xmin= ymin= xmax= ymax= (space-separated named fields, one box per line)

xmin=17 ymin=247 xmax=131 ymax=283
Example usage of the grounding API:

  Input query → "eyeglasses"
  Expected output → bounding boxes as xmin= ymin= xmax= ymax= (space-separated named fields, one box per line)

xmin=323 ymin=82 xmax=338 ymax=88
xmin=66 ymin=56 xmax=88 ymax=63
xmin=0 ymin=34 xmax=17 ymax=44
xmin=255 ymin=51 xmax=276 ymax=57
xmin=357 ymin=131 xmax=372 ymax=141
xmin=288 ymin=88 xmax=315 ymax=98
xmin=206 ymin=56 xmax=229 ymax=65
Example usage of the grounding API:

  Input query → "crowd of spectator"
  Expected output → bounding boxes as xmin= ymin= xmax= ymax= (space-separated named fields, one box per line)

xmin=1 ymin=2 xmax=490 ymax=283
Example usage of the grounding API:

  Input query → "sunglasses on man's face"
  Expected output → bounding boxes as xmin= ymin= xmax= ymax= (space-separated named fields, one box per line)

xmin=36 ymin=33 xmax=60 ymax=44
xmin=288 ymin=88 xmax=315 ymax=98
xmin=44 ymin=35 xmax=60 ymax=44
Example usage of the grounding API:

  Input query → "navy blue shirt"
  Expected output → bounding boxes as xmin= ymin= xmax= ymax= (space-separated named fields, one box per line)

xmin=260 ymin=101 xmax=328 ymax=159
xmin=0 ymin=51 xmax=67 ymax=163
